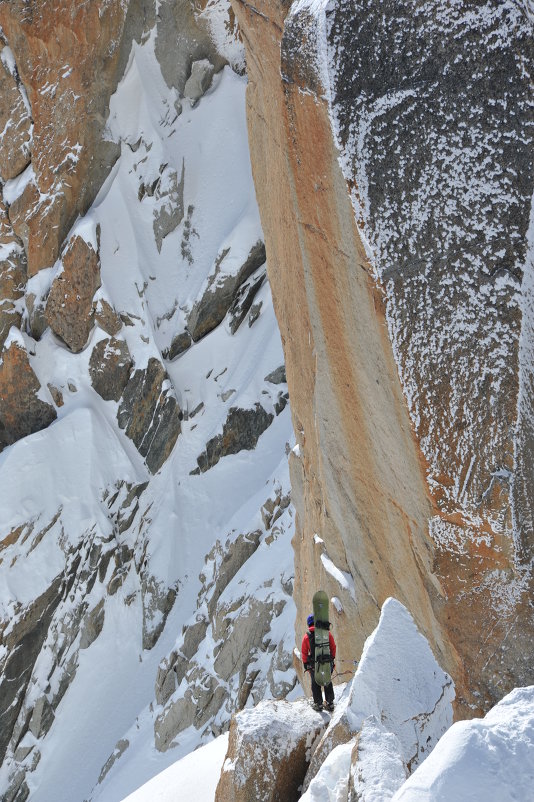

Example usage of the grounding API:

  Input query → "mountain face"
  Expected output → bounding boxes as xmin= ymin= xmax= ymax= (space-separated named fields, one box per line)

xmin=0 ymin=0 xmax=532 ymax=799
xmin=232 ymin=0 xmax=534 ymax=715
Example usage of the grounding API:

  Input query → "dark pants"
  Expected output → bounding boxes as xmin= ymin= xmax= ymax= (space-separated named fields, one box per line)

xmin=309 ymin=671 xmax=334 ymax=706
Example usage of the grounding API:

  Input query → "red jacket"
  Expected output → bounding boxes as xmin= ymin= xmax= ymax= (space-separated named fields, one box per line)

xmin=301 ymin=626 xmax=336 ymax=667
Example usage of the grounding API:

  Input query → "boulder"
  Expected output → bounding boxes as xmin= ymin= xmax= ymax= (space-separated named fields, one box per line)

xmin=228 ymin=265 xmax=266 ymax=335
xmin=215 ymin=699 xmax=327 ymax=802
xmin=188 ymin=240 xmax=266 ymax=342
xmin=0 ymin=575 xmax=62 ymax=764
xmin=117 ymin=357 xmax=181 ymax=474
xmin=45 ymin=234 xmax=101 ymax=353
xmin=0 ymin=333 xmax=56 ymax=450
xmin=89 ymin=337 xmax=132 ymax=402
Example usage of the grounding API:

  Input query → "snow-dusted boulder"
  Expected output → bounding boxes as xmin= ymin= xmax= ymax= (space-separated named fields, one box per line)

xmin=392 ymin=685 xmax=534 ymax=802
xmin=215 ymin=699 xmax=327 ymax=802
xmin=305 ymin=598 xmax=454 ymax=789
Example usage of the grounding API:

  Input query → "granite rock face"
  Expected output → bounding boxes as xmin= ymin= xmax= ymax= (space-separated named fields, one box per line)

xmin=234 ymin=0 xmax=534 ymax=713
xmin=0 ymin=0 xmax=152 ymax=277
xmin=0 ymin=46 xmax=31 ymax=182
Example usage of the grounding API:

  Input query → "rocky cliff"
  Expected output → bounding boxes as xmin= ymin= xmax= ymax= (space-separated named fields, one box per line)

xmin=0 ymin=0 xmax=533 ymax=799
xmin=0 ymin=2 xmax=295 ymax=800
xmin=232 ymin=0 xmax=534 ymax=715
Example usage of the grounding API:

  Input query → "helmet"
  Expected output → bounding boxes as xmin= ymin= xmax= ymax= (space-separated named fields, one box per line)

xmin=307 ymin=614 xmax=314 ymax=627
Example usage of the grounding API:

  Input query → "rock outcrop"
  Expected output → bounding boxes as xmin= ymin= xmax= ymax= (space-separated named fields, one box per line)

xmin=195 ymin=403 xmax=274 ymax=473
xmin=89 ymin=337 xmax=132 ymax=402
xmin=188 ymin=240 xmax=266 ymax=342
xmin=233 ymin=0 xmax=534 ymax=714
xmin=45 ymin=234 xmax=101 ymax=353
xmin=154 ymin=486 xmax=296 ymax=751
xmin=0 ymin=332 xmax=56 ymax=449
xmin=0 ymin=0 xmax=150 ymax=277
xmin=117 ymin=357 xmax=182 ymax=474
xmin=215 ymin=699 xmax=326 ymax=802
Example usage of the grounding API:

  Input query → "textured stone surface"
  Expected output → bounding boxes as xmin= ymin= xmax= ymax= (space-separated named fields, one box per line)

xmin=154 ymin=0 xmax=227 ymax=95
xmin=0 ymin=0 xmax=153 ymax=276
xmin=0 ymin=576 xmax=62 ymax=764
xmin=45 ymin=235 xmax=101 ymax=353
xmin=0 ymin=337 xmax=56 ymax=449
xmin=188 ymin=240 xmax=266 ymax=342
xmin=0 ymin=200 xmax=25 ymax=350
xmin=324 ymin=0 xmax=534 ymax=554
xmin=215 ymin=699 xmax=326 ymax=802
xmin=195 ymin=403 xmax=274 ymax=473
xmin=94 ymin=299 xmax=122 ymax=336
xmin=0 ymin=47 xmax=31 ymax=181
xmin=89 ymin=337 xmax=132 ymax=402
xmin=117 ymin=357 xmax=181 ymax=473
xmin=234 ymin=0 xmax=534 ymax=714
xmin=162 ymin=330 xmax=192 ymax=361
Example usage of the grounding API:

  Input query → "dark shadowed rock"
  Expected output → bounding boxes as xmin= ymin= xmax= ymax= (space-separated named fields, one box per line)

xmin=117 ymin=357 xmax=181 ymax=473
xmin=0 ymin=576 xmax=62 ymax=764
xmin=264 ymin=365 xmax=286 ymax=385
xmin=45 ymin=234 xmax=101 ymax=353
xmin=89 ymin=337 xmax=132 ymax=402
xmin=162 ymin=330 xmax=192 ymax=361
xmin=228 ymin=266 xmax=266 ymax=334
xmin=0 ymin=337 xmax=56 ymax=450
xmin=188 ymin=241 xmax=266 ymax=342
xmin=195 ymin=404 xmax=274 ymax=473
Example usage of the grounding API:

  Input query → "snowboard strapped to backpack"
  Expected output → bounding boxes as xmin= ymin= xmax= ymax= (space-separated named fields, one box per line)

xmin=312 ymin=590 xmax=332 ymax=686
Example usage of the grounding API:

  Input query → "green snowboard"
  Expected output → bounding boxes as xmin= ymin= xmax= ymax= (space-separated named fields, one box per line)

xmin=312 ymin=590 xmax=331 ymax=686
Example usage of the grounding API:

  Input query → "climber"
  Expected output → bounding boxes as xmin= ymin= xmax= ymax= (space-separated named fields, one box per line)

xmin=302 ymin=613 xmax=336 ymax=712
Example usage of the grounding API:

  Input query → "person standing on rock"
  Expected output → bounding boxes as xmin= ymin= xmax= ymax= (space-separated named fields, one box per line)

xmin=302 ymin=613 xmax=336 ymax=711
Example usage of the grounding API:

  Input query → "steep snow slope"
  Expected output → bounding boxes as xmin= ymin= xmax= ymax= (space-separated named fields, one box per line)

xmin=0 ymin=29 xmax=296 ymax=802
